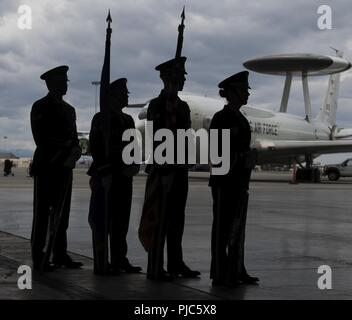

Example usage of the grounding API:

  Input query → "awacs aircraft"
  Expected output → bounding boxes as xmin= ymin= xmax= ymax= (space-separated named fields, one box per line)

xmin=80 ymin=51 xmax=352 ymax=180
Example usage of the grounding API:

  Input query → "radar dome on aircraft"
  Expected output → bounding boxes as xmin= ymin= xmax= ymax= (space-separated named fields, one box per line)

xmin=243 ymin=53 xmax=351 ymax=76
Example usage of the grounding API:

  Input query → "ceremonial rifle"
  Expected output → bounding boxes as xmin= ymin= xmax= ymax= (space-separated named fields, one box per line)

xmin=40 ymin=173 xmax=71 ymax=272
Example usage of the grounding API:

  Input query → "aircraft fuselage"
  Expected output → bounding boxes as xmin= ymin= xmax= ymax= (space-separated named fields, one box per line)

xmin=175 ymin=93 xmax=331 ymax=164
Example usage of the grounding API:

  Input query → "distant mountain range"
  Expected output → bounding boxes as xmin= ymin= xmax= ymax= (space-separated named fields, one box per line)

xmin=0 ymin=149 xmax=34 ymax=158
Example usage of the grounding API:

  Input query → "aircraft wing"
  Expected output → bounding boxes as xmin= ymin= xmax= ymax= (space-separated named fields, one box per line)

xmin=335 ymin=128 xmax=352 ymax=139
xmin=253 ymin=139 xmax=352 ymax=162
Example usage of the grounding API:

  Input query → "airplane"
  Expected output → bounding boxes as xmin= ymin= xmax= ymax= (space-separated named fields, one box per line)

xmin=79 ymin=50 xmax=352 ymax=181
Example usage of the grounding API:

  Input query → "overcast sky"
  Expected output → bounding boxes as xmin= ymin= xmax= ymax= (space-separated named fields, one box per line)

xmin=1 ymin=0 xmax=352 ymax=162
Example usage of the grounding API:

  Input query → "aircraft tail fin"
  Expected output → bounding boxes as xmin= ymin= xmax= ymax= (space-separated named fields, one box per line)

xmin=316 ymin=49 xmax=343 ymax=126
xmin=316 ymin=72 xmax=340 ymax=126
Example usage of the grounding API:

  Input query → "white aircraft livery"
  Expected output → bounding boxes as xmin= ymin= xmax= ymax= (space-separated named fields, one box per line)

xmin=134 ymin=51 xmax=352 ymax=173
xmin=81 ymin=50 xmax=352 ymax=178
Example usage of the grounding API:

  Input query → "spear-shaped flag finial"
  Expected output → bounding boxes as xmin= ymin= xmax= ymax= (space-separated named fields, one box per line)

xmin=106 ymin=9 xmax=112 ymax=28
xmin=181 ymin=6 xmax=185 ymax=21
xmin=175 ymin=6 xmax=186 ymax=58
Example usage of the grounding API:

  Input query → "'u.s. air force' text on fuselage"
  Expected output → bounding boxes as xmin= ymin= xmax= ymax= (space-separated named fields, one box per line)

xmin=249 ymin=121 xmax=279 ymax=136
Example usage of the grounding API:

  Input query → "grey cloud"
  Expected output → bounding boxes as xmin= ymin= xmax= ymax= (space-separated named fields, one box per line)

xmin=0 ymin=0 xmax=352 ymax=156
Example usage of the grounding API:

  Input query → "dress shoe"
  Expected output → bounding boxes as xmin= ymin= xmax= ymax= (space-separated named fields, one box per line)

xmin=147 ymin=271 xmax=174 ymax=282
xmin=169 ymin=265 xmax=201 ymax=278
xmin=33 ymin=252 xmax=57 ymax=272
xmin=33 ymin=262 xmax=56 ymax=272
xmin=211 ymin=279 xmax=224 ymax=287
xmin=52 ymin=255 xmax=83 ymax=269
xmin=93 ymin=268 xmax=119 ymax=276
xmin=239 ymin=273 xmax=259 ymax=284
xmin=118 ymin=262 xmax=142 ymax=273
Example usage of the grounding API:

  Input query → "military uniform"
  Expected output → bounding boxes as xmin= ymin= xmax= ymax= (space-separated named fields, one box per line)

xmin=209 ymin=71 xmax=257 ymax=286
xmin=3 ymin=159 xmax=13 ymax=176
xmin=140 ymin=57 xmax=199 ymax=280
xmin=88 ymin=80 xmax=139 ymax=274
xmin=145 ymin=89 xmax=191 ymax=279
xmin=30 ymin=66 xmax=81 ymax=268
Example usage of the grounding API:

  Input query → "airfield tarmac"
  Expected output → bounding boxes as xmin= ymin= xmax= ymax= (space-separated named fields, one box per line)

xmin=1 ymin=167 xmax=352 ymax=300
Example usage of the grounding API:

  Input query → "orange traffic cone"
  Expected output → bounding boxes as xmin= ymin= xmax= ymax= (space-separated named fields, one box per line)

xmin=290 ymin=161 xmax=298 ymax=184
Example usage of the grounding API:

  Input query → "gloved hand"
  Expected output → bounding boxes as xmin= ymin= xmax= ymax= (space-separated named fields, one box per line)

xmin=121 ymin=164 xmax=140 ymax=177
xmin=63 ymin=145 xmax=82 ymax=169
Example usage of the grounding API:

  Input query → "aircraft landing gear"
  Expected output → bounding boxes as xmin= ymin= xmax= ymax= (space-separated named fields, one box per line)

xmin=295 ymin=155 xmax=321 ymax=183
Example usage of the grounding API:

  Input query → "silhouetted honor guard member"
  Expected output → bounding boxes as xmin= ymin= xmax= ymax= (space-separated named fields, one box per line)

xmin=30 ymin=66 xmax=82 ymax=271
xmin=88 ymin=78 xmax=141 ymax=275
xmin=3 ymin=159 xmax=14 ymax=176
xmin=140 ymin=57 xmax=200 ymax=281
xmin=209 ymin=71 xmax=259 ymax=286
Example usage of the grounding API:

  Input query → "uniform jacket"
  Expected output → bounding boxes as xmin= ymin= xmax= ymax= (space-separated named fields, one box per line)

xmin=146 ymin=89 xmax=191 ymax=172
xmin=30 ymin=93 xmax=80 ymax=175
xmin=209 ymin=104 xmax=251 ymax=187
xmin=87 ymin=109 xmax=137 ymax=177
